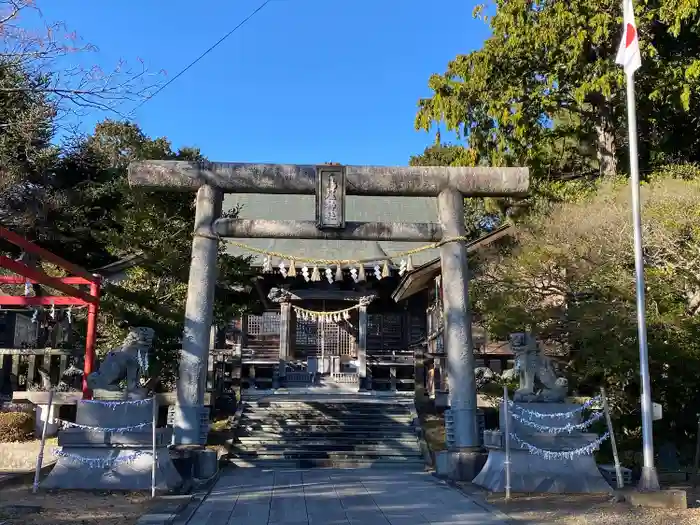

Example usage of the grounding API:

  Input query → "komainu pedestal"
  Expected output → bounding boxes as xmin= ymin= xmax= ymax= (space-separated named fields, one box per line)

xmin=472 ymin=402 xmax=612 ymax=493
xmin=42 ymin=328 xmax=181 ymax=492
xmin=473 ymin=333 xmax=611 ymax=493
xmin=41 ymin=396 xmax=182 ymax=492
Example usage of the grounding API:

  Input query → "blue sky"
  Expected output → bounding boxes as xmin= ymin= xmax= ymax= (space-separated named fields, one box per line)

xmin=32 ymin=1 xmax=490 ymax=165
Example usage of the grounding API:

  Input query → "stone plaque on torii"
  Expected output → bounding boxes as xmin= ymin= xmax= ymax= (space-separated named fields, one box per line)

xmin=128 ymin=160 xmax=529 ymax=476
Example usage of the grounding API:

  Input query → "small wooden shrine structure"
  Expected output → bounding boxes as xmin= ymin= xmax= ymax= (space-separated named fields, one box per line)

xmin=0 ymin=226 xmax=102 ymax=398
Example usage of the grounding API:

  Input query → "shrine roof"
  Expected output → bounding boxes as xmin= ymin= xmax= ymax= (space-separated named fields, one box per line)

xmin=480 ymin=340 xmax=567 ymax=358
xmin=391 ymin=224 xmax=514 ymax=302
xmin=222 ymin=194 xmax=440 ymax=267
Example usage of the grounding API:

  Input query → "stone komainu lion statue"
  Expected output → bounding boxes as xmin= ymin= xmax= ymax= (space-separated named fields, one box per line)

xmin=474 ymin=367 xmax=496 ymax=389
xmin=86 ymin=327 xmax=154 ymax=392
xmin=510 ymin=332 xmax=568 ymax=403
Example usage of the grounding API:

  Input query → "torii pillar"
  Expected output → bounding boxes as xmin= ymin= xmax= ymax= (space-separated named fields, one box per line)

xmin=128 ymin=161 xmax=529 ymax=478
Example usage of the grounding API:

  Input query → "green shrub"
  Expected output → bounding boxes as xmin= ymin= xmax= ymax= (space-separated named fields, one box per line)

xmin=649 ymin=162 xmax=700 ymax=181
xmin=0 ymin=411 xmax=35 ymax=442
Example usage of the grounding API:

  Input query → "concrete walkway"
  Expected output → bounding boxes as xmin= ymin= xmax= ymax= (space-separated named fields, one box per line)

xmin=186 ymin=468 xmax=508 ymax=525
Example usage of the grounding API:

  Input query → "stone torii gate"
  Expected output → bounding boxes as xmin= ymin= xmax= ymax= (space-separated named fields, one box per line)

xmin=128 ymin=161 xmax=529 ymax=476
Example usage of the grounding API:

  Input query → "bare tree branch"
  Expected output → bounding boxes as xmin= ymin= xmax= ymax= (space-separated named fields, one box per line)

xmin=0 ymin=0 xmax=163 ymax=122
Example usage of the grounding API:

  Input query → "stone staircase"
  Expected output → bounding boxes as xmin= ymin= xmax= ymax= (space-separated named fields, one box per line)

xmin=230 ymin=393 xmax=425 ymax=469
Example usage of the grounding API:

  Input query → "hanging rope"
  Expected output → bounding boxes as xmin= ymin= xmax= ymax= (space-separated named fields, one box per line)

xmin=221 ymin=235 xmax=468 ymax=266
xmin=197 ymin=231 xmax=468 ymax=282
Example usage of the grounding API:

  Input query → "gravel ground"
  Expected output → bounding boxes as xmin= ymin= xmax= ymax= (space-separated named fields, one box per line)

xmin=0 ymin=483 xmax=151 ymax=525
xmin=0 ymin=439 xmax=58 ymax=471
xmin=460 ymin=484 xmax=700 ymax=525
xmin=0 ymin=441 xmax=152 ymax=525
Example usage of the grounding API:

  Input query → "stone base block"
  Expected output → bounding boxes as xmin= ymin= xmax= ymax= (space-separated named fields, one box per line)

xmin=622 ymin=489 xmax=687 ymax=509
xmin=171 ymin=405 xmax=208 ymax=445
xmin=76 ymin=399 xmax=153 ymax=428
xmin=435 ymin=391 xmax=449 ymax=409
xmin=193 ymin=449 xmax=218 ymax=479
xmin=358 ymin=377 xmax=370 ymax=391
xmin=41 ymin=448 xmax=182 ymax=492
xmin=58 ymin=428 xmax=172 ymax=447
xmin=435 ymin=449 xmax=487 ymax=481
xmin=92 ymin=389 xmax=149 ymax=401
xmin=472 ymin=449 xmax=612 ymax=493
xmin=35 ymin=404 xmax=58 ymax=438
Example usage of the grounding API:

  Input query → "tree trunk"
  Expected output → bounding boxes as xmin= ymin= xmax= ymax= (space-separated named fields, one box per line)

xmin=588 ymin=93 xmax=618 ymax=178
xmin=595 ymin=111 xmax=617 ymax=177
xmin=686 ymin=288 xmax=700 ymax=316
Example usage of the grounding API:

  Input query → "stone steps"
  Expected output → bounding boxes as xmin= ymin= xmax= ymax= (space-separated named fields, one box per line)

xmin=235 ymin=437 xmax=419 ymax=445
xmin=239 ymin=412 xmax=413 ymax=420
xmin=238 ymin=424 xmax=413 ymax=432
xmin=243 ymin=407 xmax=413 ymax=421
xmin=241 ymin=399 xmax=414 ymax=406
xmin=229 ymin=458 xmax=426 ymax=469
xmin=238 ymin=418 xmax=413 ymax=426
xmin=234 ymin=443 xmax=421 ymax=453
xmin=241 ymin=405 xmax=413 ymax=414
xmin=235 ymin=425 xmax=415 ymax=438
xmin=236 ymin=449 xmax=422 ymax=461
xmin=231 ymin=395 xmax=423 ymax=470
xmin=238 ymin=421 xmax=414 ymax=428
xmin=242 ymin=398 xmax=413 ymax=406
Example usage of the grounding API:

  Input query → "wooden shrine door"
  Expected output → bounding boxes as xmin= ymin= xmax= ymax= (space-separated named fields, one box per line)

xmin=294 ymin=313 xmax=355 ymax=372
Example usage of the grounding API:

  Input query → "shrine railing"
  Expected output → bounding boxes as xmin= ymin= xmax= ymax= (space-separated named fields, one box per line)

xmin=286 ymin=371 xmax=314 ymax=383
xmin=242 ymin=333 xmax=280 ymax=361
xmin=366 ymin=349 xmax=414 ymax=366
xmin=0 ymin=347 xmax=82 ymax=397
xmin=329 ymin=372 xmax=359 ymax=384
xmin=240 ymin=347 xmax=279 ymax=361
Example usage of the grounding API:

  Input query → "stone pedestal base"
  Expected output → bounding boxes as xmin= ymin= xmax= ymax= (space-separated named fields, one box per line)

xmin=472 ymin=449 xmax=613 ymax=493
xmin=435 ymin=449 xmax=487 ymax=481
xmin=92 ymin=388 xmax=149 ymax=401
xmin=358 ymin=377 xmax=370 ymax=391
xmin=42 ymin=398 xmax=182 ymax=492
xmin=35 ymin=404 xmax=58 ymax=438
xmin=41 ymin=448 xmax=182 ymax=491
xmin=472 ymin=402 xmax=613 ymax=493
xmin=622 ymin=488 xmax=687 ymax=509
xmin=171 ymin=405 xmax=209 ymax=445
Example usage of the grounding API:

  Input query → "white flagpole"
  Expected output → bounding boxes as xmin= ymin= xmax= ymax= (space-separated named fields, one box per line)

xmin=623 ymin=40 xmax=659 ymax=490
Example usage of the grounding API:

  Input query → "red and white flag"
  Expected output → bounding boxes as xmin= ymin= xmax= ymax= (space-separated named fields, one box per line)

xmin=616 ymin=0 xmax=641 ymax=76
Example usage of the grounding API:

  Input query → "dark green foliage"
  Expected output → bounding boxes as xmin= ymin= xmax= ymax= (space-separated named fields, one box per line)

xmin=44 ymin=121 xmax=251 ymax=388
xmin=471 ymin=171 xmax=700 ymax=465
xmin=416 ymin=1 xmax=700 ymax=178
xmin=1 ymin=108 xmax=252 ymax=389
xmin=414 ymin=0 xmax=700 ymax=464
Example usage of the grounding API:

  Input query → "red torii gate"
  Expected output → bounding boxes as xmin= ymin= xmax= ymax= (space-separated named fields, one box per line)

xmin=0 ymin=226 xmax=101 ymax=399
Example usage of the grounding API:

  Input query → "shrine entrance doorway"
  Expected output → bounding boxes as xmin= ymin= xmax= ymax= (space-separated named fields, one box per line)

xmin=294 ymin=302 xmax=357 ymax=376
